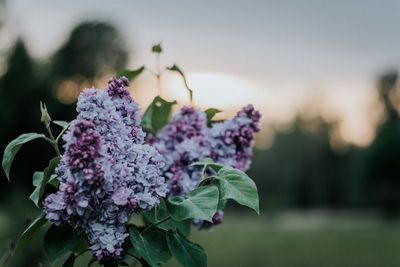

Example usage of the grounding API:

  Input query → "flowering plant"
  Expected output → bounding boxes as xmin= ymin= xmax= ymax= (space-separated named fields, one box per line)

xmin=2 ymin=44 xmax=260 ymax=267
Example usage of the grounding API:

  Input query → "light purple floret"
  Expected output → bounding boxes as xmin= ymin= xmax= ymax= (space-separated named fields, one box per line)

xmin=149 ymin=104 xmax=261 ymax=229
xmin=43 ymin=77 xmax=167 ymax=261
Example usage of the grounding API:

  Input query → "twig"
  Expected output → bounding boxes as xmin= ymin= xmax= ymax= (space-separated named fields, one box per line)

xmin=141 ymin=216 xmax=171 ymax=235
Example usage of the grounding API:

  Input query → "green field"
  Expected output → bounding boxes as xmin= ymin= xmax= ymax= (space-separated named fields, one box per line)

xmin=175 ymin=215 xmax=400 ymax=267
xmin=2 ymin=209 xmax=400 ymax=267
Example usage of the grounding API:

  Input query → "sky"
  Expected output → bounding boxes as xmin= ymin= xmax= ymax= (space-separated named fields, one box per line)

xmin=2 ymin=0 xmax=400 ymax=148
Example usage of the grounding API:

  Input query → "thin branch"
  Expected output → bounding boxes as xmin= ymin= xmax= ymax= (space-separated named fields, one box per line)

xmin=141 ymin=216 xmax=172 ymax=235
xmin=45 ymin=124 xmax=60 ymax=156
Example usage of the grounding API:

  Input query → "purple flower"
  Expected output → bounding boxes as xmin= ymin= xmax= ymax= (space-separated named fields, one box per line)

xmin=111 ymin=187 xmax=133 ymax=206
xmin=43 ymin=77 xmax=167 ymax=261
xmin=210 ymin=104 xmax=261 ymax=171
xmin=150 ymin=106 xmax=210 ymax=196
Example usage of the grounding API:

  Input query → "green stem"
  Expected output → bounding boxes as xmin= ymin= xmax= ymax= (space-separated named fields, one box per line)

xmin=45 ymin=123 xmax=60 ymax=156
xmin=201 ymin=165 xmax=207 ymax=180
xmin=156 ymin=53 xmax=161 ymax=96
xmin=196 ymin=175 xmax=218 ymax=188
xmin=141 ymin=215 xmax=172 ymax=235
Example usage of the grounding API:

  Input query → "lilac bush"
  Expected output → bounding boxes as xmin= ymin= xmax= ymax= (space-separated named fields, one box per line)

xmin=44 ymin=77 xmax=167 ymax=261
xmin=2 ymin=45 xmax=261 ymax=267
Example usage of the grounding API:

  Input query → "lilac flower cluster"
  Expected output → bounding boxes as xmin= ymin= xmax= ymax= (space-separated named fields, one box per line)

xmin=209 ymin=104 xmax=261 ymax=171
xmin=149 ymin=106 xmax=210 ymax=196
xmin=149 ymin=105 xmax=260 ymax=229
xmin=44 ymin=77 xmax=167 ymax=261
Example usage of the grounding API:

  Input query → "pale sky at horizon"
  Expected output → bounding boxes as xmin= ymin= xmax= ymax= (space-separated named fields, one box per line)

xmin=1 ymin=0 xmax=400 ymax=148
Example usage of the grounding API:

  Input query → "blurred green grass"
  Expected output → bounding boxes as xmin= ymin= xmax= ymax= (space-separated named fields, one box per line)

xmin=166 ymin=214 xmax=400 ymax=267
xmin=2 ymin=202 xmax=400 ymax=267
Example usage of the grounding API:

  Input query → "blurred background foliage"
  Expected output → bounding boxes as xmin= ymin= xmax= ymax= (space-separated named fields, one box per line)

xmin=0 ymin=7 xmax=400 ymax=267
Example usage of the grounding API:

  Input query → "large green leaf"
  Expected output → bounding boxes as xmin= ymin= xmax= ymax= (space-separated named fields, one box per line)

xmin=204 ymin=108 xmax=221 ymax=123
xmin=62 ymin=253 xmax=75 ymax=267
xmin=167 ymin=185 xmax=219 ymax=222
xmin=70 ymin=238 xmax=89 ymax=254
xmin=191 ymin=158 xmax=224 ymax=172
xmin=43 ymin=224 xmax=82 ymax=264
xmin=167 ymin=64 xmax=193 ymax=102
xmin=217 ymin=199 xmax=227 ymax=210
xmin=142 ymin=199 xmax=191 ymax=237
xmin=141 ymin=96 xmax=177 ymax=133
xmin=13 ymin=212 xmax=47 ymax=253
xmin=214 ymin=167 xmax=259 ymax=214
xmin=2 ymin=133 xmax=46 ymax=181
xmin=129 ymin=226 xmax=170 ymax=267
xmin=117 ymin=66 xmax=145 ymax=82
xmin=166 ymin=230 xmax=207 ymax=267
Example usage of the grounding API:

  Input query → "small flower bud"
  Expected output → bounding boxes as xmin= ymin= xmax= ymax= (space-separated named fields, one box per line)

xmin=151 ymin=42 xmax=162 ymax=53
xmin=40 ymin=101 xmax=52 ymax=123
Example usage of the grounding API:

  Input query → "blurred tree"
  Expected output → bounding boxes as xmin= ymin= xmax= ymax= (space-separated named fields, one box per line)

xmin=51 ymin=21 xmax=128 ymax=79
xmin=0 ymin=21 xmax=129 ymax=192
xmin=365 ymin=72 xmax=400 ymax=215
xmin=248 ymin=116 xmax=342 ymax=210
xmin=0 ymin=39 xmax=53 ymax=192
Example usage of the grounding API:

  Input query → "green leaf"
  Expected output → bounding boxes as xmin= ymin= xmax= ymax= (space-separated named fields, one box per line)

xmin=30 ymin=173 xmax=58 ymax=207
xmin=88 ymin=258 xmax=97 ymax=266
xmin=142 ymin=199 xmax=191 ymax=237
xmin=191 ymin=158 xmax=224 ymax=172
xmin=214 ymin=167 xmax=259 ymax=214
xmin=32 ymin=171 xmax=44 ymax=187
xmin=166 ymin=230 xmax=207 ymax=267
xmin=2 ymin=133 xmax=46 ymax=181
xmin=117 ymin=66 xmax=145 ymax=82
xmin=121 ymin=247 xmax=138 ymax=264
xmin=44 ymin=224 xmax=82 ymax=265
xmin=167 ymin=64 xmax=193 ymax=102
xmin=48 ymin=174 xmax=60 ymax=188
xmin=13 ymin=212 xmax=47 ymax=253
xmin=217 ymin=199 xmax=227 ymax=210
xmin=141 ymin=96 xmax=177 ymax=133
xmin=167 ymin=185 xmax=219 ymax=222
xmin=70 ymin=238 xmax=89 ymax=254
xmin=53 ymin=120 xmax=69 ymax=129
xmin=62 ymin=253 xmax=75 ymax=267
xmin=204 ymin=108 xmax=221 ymax=123
xmin=152 ymin=42 xmax=163 ymax=53
xmin=129 ymin=226 xmax=170 ymax=267
xmin=34 ymin=157 xmax=61 ymax=207
xmin=29 ymin=186 xmax=41 ymax=207
xmin=53 ymin=120 xmax=69 ymax=143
